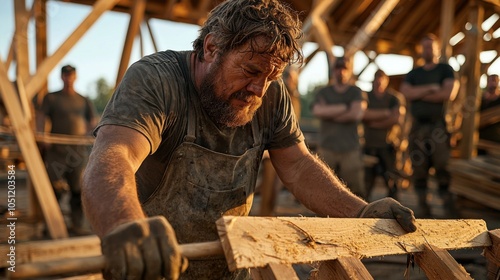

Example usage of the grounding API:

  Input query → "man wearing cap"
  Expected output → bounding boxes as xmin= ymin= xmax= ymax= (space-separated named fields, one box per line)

xmin=37 ymin=65 xmax=97 ymax=235
xmin=312 ymin=57 xmax=367 ymax=198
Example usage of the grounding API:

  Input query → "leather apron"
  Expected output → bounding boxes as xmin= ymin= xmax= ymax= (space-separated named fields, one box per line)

xmin=142 ymin=59 xmax=262 ymax=279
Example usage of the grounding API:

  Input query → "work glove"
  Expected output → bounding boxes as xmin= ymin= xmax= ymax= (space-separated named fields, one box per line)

xmin=101 ymin=216 xmax=188 ymax=280
xmin=357 ymin=197 xmax=417 ymax=233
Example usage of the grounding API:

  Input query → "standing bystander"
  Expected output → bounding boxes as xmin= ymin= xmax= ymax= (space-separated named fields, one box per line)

xmin=363 ymin=69 xmax=404 ymax=199
xmin=37 ymin=65 xmax=97 ymax=235
xmin=400 ymin=34 xmax=459 ymax=217
xmin=312 ymin=57 xmax=367 ymax=198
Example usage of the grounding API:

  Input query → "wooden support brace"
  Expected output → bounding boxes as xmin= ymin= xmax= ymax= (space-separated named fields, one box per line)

xmin=312 ymin=256 xmax=373 ymax=280
xmin=250 ymin=263 xmax=300 ymax=280
xmin=0 ymin=61 xmax=68 ymax=239
xmin=414 ymin=243 xmax=472 ymax=280
xmin=484 ymin=229 xmax=500 ymax=280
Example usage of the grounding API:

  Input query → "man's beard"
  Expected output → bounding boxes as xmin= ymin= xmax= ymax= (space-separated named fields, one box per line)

xmin=199 ymin=61 xmax=262 ymax=128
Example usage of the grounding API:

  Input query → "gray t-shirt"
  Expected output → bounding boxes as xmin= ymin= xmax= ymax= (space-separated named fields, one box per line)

xmin=42 ymin=90 xmax=95 ymax=136
xmin=313 ymin=84 xmax=364 ymax=152
xmin=364 ymin=89 xmax=401 ymax=148
xmin=96 ymin=50 xmax=304 ymax=200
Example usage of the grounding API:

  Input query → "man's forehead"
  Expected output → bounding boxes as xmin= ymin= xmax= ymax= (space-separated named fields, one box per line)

xmin=238 ymin=50 xmax=286 ymax=72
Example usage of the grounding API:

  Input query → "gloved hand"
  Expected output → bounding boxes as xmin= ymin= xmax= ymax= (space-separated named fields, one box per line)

xmin=101 ymin=216 xmax=188 ymax=280
xmin=357 ymin=197 xmax=417 ymax=233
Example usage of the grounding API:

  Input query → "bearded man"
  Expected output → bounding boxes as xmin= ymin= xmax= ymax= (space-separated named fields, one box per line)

xmin=82 ymin=1 xmax=417 ymax=279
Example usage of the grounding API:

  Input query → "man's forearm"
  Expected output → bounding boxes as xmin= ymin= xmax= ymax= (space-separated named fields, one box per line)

xmin=312 ymin=103 xmax=348 ymax=119
xmin=401 ymin=83 xmax=438 ymax=101
xmin=82 ymin=148 xmax=146 ymax=237
xmin=278 ymin=153 xmax=367 ymax=217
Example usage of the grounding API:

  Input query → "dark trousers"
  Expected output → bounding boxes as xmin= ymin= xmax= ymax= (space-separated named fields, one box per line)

xmin=364 ymin=145 xmax=397 ymax=198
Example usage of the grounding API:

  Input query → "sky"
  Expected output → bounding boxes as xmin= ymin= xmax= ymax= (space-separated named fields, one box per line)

xmin=1 ymin=1 xmax=499 ymax=99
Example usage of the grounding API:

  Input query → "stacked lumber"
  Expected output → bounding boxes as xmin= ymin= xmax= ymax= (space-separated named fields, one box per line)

xmin=449 ymin=154 xmax=500 ymax=210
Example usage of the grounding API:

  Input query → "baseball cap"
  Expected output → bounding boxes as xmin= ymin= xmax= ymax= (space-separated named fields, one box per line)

xmin=61 ymin=65 xmax=76 ymax=74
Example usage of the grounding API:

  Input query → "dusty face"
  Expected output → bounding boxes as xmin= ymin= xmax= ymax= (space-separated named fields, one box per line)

xmin=199 ymin=36 xmax=285 ymax=128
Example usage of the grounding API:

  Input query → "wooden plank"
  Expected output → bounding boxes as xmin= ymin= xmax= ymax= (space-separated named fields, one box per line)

xmin=0 ymin=235 xmax=101 ymax=267
xmin=116 ymin=0 xmax=147 ymax=85
xmin=414 ymin=244 xmax=472 ymax=280
xmin=250 ymin=263 xmax=300 ymax=280
xmin=216 ymin=216 xmax=491 ymax=271
xmin=312 ymin=256 xmax=373 ymax=280
xmin=25 ymin=0 xmax=120 ymax=99
xmin=0 ymin=62 xmax=68 ymax=239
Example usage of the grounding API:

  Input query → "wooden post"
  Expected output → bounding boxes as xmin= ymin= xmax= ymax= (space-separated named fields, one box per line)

xmin=116 ymin=0 xmax=147 ymax=85
xmin=484 ymin=229 xmax=500 ymax=279
xmin=313 ymin=257 xmax=374 ymax=280
xmin=250 ymin=263 xmax=300 ymax=280
xmin=414 ymin=244 xmax=473 ymax=280
xmin=459 ymin=1 xmax=484 ymax=159
xmin=14 ymin=0 xmax=31 ymax=83
xmin=27 ymin=0 xmax=49 ymax=221
xmin=440 ymin=0 xmax=455 ymax=63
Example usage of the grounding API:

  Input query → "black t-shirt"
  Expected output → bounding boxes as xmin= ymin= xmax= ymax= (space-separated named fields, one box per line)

xmin=404 ymin=63 xmax=455 ymax=121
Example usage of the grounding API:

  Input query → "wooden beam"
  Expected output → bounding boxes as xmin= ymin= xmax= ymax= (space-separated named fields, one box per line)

xmin=459 ymin=1 xmax=484 ymax=159
xmin=310 ymin=17 xmax=335 ymax=63
xmin=250 ymin=263 xmax=300 ymax=280
xmin=0 ymin=62 xmax=68 ymax=239
xmin=393 ymin=1 xmax=435 ymax=51
xmin=14 ymin=0 xmax=31 ymax=83
xmin=440 ymin=0 xmax=455 ymax=62
xmin=33 ymin=0 xmax=48 ymax=107
xmin=313 ymin=256 xmax=374 ymax=280
xmin=216 ymin=217 xmax=491 ymax=271
xmin=0 ymin=235 xmax=101 ymax=268
xmin=116 ymin=0 xmax=147 ymax=85
xmin=2 ymin=36 xmax=15 ymax=71
xmin=302 ymin=0 xmax=340 ymax=36
xmin=163 ymin=0 xmax=177 ymax=18
xmin=484 ymin=229 xmax=500 ymax=280
xmin=25 ymin=0 xmax=121 ymax=99
xmin=482 ymin=0 xmax=500 ymax=7
xmin=337 ymin=0 xmax=372 ymax=32
xmin=145 ymin=18 xmax=159 ymax=53
xmin=344 ymin=0 xmax=400 ymax=58
xmin=414 ymin=244 xmax=473 ymax=280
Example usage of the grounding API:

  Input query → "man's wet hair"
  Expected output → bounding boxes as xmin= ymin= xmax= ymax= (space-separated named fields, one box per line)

xmin=193 ymin=0 xmax=303 ymax=66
